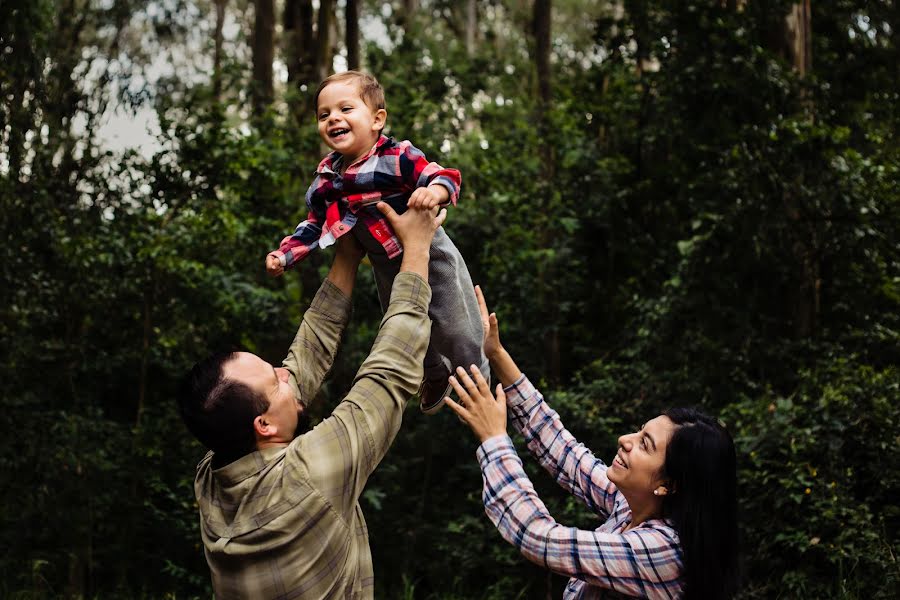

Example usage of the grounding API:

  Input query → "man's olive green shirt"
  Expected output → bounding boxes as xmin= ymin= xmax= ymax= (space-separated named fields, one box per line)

xmin=194 ymin=272 xmax=431 ymax=599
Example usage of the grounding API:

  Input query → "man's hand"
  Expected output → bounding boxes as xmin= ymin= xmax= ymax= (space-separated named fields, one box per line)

xmin=407 ymin=184 xmax=448 ymax=210
xmin=266 ymin=254 xmax=284 ymax=277
xmin=376 ymin=202 xmax=446 ymax=279
xmin=445 ymin=365 xmax=508 ymax=443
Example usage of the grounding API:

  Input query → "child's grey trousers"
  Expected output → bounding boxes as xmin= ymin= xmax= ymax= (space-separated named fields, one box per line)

xmin=355 ymin=224 xmax=490 ymax=386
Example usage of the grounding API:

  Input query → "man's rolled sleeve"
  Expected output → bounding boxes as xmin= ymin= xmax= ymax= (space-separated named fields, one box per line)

xmin=299 ymin=272 xmax=432 ymax=517
xmin=282 ymin=277 xmax=354 ymax=407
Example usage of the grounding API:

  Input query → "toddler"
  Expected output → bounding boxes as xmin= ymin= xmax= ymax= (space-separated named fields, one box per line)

xmin=267 ymin=71 xmax=487 ymax=413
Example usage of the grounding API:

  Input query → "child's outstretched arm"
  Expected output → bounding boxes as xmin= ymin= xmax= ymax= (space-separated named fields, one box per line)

xmin=398 ymin=140 xmax=461 ymax=208
xmin=266 ymin=210 xmax=324 ymax=276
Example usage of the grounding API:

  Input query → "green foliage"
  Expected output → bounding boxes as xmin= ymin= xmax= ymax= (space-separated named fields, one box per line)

xmin=2 ymin=0 xmax=898 ymax=598
xmin=725 ymin=359 xmax=900 ymax=598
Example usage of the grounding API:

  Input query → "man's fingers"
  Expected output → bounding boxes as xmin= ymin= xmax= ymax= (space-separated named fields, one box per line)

xmin=376 ymin=201 xmax=396 ymax=221
xmin=433 ymin=207 xmax=447 ymax=227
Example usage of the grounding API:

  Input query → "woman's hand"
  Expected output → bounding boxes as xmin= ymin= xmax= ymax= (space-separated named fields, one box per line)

xmin=475 ymin=285 xmax=503 ymax=361
xmin=445 ymin=365 xmax=508 ymax=443
xmin=474 ymin=286 xmax=523 ymax=388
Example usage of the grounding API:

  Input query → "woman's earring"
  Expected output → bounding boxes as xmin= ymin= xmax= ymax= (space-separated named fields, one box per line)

xmin=653 ymin=490 xmax=659 ymax=496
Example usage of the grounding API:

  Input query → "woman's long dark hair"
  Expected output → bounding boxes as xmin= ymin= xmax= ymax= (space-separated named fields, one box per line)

xmin=662 ymin=408 xmax=739 ymax=600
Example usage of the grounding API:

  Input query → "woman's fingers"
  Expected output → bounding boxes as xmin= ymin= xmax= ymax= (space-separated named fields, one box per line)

xmin=444 ymin=397 xmax=469 ymax=421
xmin=469 ymin=365 xmax=492 ymax=398
xmin=453 ymin=365 xmax=480 ymax=398
xmin=475 ymin=285 xmax=490 ymax=325
xmin=448 ymin=373 xmax=472 ymax=404
xmin=495 ymin=384 xmax=506 ymax=405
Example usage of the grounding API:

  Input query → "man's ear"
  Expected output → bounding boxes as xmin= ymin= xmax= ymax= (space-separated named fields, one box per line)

xmin=254 ymin=415 xmax=275 ymax=439
xmin=372 ymin=108 xmax=387 ymax=132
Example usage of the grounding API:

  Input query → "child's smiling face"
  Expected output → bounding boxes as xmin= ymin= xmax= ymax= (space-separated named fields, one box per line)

xmin=316 ymin=80 xmax=386 ymax=165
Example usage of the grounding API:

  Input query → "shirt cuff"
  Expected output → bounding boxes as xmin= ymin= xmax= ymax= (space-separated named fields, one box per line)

xmin=308 ymin=277 xmax=353 ymax=323
xmin=476 ymin=434 xmax=516 ymax=468
xmin=388 ymin=271 xmax=431 ymax=312
xmin=503 ymin=373 xmax=534 ymax=408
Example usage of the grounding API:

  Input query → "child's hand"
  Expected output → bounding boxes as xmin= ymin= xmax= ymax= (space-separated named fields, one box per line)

xmin=266 ymin=254 xmax=284 ymax=277
xmin=408 ymin=185 xmax=445 ymax=210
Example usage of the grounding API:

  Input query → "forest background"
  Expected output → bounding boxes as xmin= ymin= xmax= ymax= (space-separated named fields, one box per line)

xmin=1 ymin=0 xmax=898 ymax=598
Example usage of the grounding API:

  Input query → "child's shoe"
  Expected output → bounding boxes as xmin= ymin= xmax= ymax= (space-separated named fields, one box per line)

xmin=418 ymin=376 xmax=450 ymax=414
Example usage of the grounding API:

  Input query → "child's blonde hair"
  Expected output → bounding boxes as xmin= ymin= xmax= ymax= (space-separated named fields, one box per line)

xmin=314 ymin=71 xmax=386 ymax=113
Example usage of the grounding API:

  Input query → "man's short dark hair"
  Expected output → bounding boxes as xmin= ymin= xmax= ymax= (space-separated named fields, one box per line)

xmin=177 ymin=351 xmax=270 ymax=464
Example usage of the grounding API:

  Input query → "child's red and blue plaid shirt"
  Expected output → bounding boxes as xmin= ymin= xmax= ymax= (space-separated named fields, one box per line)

xmin=477 ymin=375 xmax=684 ymax=599
xmin=271 ymin=135 xmax=461 ymax=267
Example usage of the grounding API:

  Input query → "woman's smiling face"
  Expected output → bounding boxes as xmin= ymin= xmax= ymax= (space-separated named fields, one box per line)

xmin=606 ymin=415 xmax=676 ymax=496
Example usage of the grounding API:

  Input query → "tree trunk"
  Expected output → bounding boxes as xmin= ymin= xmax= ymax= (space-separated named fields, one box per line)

xmin=784 ymin=0 xmax=812 ymax=77
xmin=781 ymin=1 xmax=818 ymax=338
xmin=346 ymin=0 xmax=360 ymax=70
xmin=533 ymin=0 xmax=551 ymax=119
xmin=213 ymin=0 xmax=227 ymax=99
xmin=284 ymin=0 xmax=315 ymax=87
xmin=465 ymin=0 xmax=477 ymax=56
xmin=251 ymin=0 xmax=275 ymax=116
xmin=532 ymin=0 xmax=560 ymax=383
xmin=315 ymin=0 xmax=335 ymax=81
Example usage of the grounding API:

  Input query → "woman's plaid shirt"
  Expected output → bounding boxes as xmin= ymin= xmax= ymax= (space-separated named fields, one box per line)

xmin=476 ymin=375 xmax=684 ymax=599
xmin=271 ymin=135 xmax=461 ymax=268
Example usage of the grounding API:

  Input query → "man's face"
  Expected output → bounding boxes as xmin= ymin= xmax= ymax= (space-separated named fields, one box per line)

xmin=316 ymin=80 xmax=386 ymax=165
xmin=222 ymin=352 xmax=301 ymax=443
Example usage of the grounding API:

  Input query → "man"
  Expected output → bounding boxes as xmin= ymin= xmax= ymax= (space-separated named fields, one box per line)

xmin=177 ymin=202 xmax=445 ymax=599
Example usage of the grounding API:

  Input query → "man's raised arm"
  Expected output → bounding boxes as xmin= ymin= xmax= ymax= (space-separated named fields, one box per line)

xmin=295 ymin=204 xmax=446 ymax=517
xmin=281 ymin=234 xmax=366 ymax=407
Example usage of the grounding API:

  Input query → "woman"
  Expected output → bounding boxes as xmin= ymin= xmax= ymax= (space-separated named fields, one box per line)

xmin=445 ymin=287 xmax=739 ymax=599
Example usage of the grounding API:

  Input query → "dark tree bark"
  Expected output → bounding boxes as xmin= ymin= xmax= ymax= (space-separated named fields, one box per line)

xmin=346 ymin=0 xmax=360 ymax=70
xmin=465 ymin=0 xmax=477 ymax=56
xmin=315 ymin=0 xmax=335 ymax=81
xmin=533 ymin=0 xmax=551 ymax=116
xmin=284 ymin=0 xmax=314 ymax=87
xmin=784 ymin=0 xmax=812 ymax=76
xmin=532 ymin=0 xmax=560 ymax=384
xmin=775 ymin=1 xmax=818 ymax=338
xmin=251 ymin=0 xmax=275 ymax=116
xmin=212 ymin=0 xmax=227 ymax=99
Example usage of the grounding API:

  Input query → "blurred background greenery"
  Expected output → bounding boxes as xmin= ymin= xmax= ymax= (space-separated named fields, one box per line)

xmin=1 ymin=0 xmax=897 ymax=597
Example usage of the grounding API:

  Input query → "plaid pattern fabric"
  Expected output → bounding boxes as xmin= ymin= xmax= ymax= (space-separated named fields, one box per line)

xmin=271 ymin=135 xmax=461 ymax=267
xmin=195 ymin=273 xmax=432 ymax=599
xmin=476 ymin=375 xmax=684 ymax=600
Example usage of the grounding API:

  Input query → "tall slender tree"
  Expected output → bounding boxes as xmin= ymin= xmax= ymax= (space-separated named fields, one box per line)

xmin=212 ymin=0 xmax=228 ymax=100
xmin=315 ymin=0 xmax=335 ymax=81
xmin=346 ymin=0 xmax=360 ymax=70
xmin=532 ymin=0 xmax=560 ymax=382
xmin=465 ymin=0 xmax=478 ymax=56
xmin=284 ymin=0 xmax=314 ymax=87
xmin=251 ymin=0 xmax=275 ymax=116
